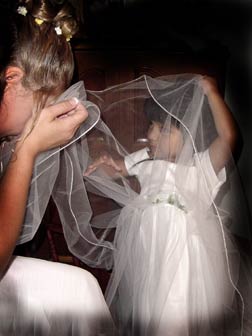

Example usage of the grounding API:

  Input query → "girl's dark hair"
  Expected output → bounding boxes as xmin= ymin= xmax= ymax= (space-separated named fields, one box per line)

xmin=0 ymin=0 xmax=78 ymax=113
xmin=144 ymin=97 xmax=182 ymax=128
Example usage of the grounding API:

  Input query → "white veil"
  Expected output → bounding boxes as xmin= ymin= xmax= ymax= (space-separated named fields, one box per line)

xmin=0 ymin=81 xmax=101 ymax=242
xmin=83 ymin=74 xmax=252 ymax=335
xmin=1 ymin=75 xmax=252 ymax=335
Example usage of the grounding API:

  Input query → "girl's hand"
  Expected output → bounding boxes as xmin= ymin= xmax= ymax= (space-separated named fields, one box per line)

xmin=19 ymin=98 xmax=88 ymax=158
xmin=200 ymin=76 xmax=219 ymax=96
xmin=84 ymin=153 xmax=122 ymax=176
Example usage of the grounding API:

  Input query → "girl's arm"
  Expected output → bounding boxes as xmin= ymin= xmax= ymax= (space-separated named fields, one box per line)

xmin=84 ymin=153 xmax=129 ymax=177
xmin=200 ymin=76 xmax=240 ymax=174
xmin=0 ymin=98 xmax=87 ymax=275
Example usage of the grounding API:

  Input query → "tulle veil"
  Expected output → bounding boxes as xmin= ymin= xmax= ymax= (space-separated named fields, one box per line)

xmin=1 ymin=74 xmax=252 ymax=335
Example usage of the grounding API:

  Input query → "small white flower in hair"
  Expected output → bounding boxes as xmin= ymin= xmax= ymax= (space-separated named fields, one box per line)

xmin=17 ymin=6 xmax=28 ymax=16
xmin=55 ymin=26 xmax=62 ymax=35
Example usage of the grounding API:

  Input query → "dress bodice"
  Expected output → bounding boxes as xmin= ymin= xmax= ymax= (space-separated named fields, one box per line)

xmin=124 ymin=147 xmax=226 ymax=210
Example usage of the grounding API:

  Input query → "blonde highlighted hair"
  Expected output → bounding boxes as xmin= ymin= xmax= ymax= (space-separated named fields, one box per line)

xmin=0 ymin=0 xmax=78 ymax=125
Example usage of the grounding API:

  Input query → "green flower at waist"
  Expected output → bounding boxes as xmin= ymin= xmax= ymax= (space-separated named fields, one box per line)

xmin=150 ymin=192 xmax=187 ymax=213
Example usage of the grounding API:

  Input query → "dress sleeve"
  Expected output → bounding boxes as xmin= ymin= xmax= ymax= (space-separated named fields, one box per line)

xmin=196 ymin=149 xmax=226 ymax=201
xmin=124 ymin=148 xmax=150 ymax=176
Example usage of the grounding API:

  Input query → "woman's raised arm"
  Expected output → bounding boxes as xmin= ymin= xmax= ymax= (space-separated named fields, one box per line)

xmin=0 ymin=98 xmax=87 ymax=275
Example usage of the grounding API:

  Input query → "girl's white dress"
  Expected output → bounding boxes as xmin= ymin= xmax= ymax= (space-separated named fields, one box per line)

xmin=105 ymin=148 xmax=239 ymax=336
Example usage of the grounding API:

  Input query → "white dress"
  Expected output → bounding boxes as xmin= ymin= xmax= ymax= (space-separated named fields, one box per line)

xmin=0 ymin=256 xmax=115 ymax=336
xmin=105 ymin=148 xmax=239 ymax=336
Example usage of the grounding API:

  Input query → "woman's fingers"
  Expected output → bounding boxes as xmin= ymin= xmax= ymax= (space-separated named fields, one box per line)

xmin=49 ymin=97 xmax=80 ymax=119
xmin=20 ymin=99 xmax=88 ymax=157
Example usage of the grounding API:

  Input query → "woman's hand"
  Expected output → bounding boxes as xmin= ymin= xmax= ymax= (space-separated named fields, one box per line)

xmin=84 ymin=153 xmax=123 ymax=176
xmin=0 ymin=98 xmax=88 ymax=274
xmin=19 ymin=98 xmax=88 ymax=158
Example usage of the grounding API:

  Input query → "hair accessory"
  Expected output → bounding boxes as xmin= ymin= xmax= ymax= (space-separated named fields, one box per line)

xmin=34 ymin=18 xmax=44 ymax=25
xmin=55 ymin=26 xmax=62 ymax=35
xmin=17 ymin=6 xmax=28 ymax=16
xmin=65 ymin=34 xmax=72 ymax=42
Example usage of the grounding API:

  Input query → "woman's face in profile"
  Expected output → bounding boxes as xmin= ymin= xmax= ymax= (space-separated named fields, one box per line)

xmin=0 ymin=80 xmax=34 ymax=137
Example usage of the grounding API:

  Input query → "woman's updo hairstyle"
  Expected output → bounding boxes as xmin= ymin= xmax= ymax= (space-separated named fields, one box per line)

xmin=7 ymin=0 xmax=79 ymax=110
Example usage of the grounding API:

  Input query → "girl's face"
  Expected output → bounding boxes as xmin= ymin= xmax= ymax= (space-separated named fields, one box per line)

xmin=0 ymin=80 xmax=34 ymax=137
xmin=147 ymin=120 xmax=183 ymax=161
